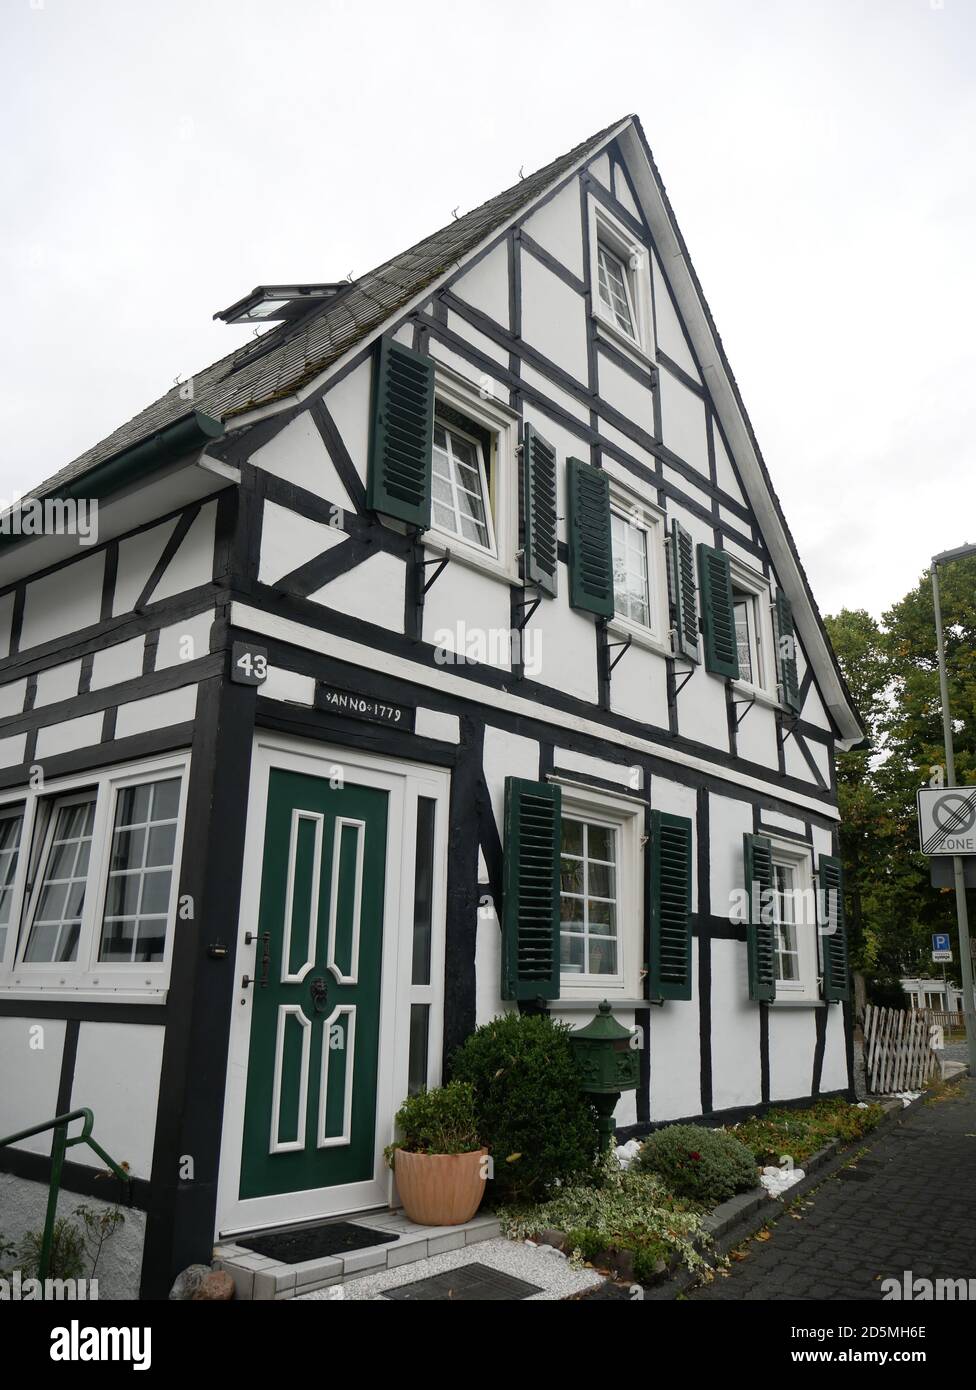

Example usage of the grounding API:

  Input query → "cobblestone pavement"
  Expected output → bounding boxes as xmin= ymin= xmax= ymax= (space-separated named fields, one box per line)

xmin=688 ymin=1078 xmax=976 ymax=1301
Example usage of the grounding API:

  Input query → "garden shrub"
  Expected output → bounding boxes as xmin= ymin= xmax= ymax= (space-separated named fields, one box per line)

xmin=384 ymin=1081 xmax=481 ymax=1164
xmin=634 ymin=1123 xmax=758 ymax=1206
xmin=450 ymin=1012 xmax=599 ymax=1201
xmin=500 ymin=1157 xmax=710 ymax=1276
xmin=730 ymin=1098 xmax=884 ymax=1166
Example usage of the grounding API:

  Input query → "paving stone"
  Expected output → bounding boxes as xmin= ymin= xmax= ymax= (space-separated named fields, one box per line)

xmin=691 ymin=1079 xmax=976 ymax=1302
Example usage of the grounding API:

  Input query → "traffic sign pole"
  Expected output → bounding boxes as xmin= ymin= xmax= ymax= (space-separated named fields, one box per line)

xmin=932 ymin=556 xmax=976 ymax=1074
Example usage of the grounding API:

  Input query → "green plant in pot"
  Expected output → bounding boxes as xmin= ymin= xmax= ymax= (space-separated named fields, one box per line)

xmin=385 ymin=1081 xmax=487 ymax=1226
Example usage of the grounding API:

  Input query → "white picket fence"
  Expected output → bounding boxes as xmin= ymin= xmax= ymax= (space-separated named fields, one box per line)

xmin=862 ymin=1005 xmax=940 ymax=1094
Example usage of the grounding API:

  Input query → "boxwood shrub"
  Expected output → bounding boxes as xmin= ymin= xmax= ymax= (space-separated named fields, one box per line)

xmin=634 ymin=1123 xmax=758 ymax=1206
xmin=450 ymin=1012 xmax=599 ymax=1201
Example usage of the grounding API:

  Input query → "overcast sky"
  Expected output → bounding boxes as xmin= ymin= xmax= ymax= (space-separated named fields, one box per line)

xmin=2 ymin=0 xmax=973 ymax=619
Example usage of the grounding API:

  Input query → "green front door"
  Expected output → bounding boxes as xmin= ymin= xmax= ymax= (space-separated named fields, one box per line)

xmin=240 ymin=768 xmax=389 ymax=1201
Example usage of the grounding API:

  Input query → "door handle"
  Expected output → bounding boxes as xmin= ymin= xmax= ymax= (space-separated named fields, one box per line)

xmin=309 ymin=976 xmax=329 ymax=1014
xmin=241 ymin=931 xmax=271 ymax=989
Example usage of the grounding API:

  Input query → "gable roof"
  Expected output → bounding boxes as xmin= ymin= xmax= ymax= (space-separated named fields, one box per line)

xmin=36 ymin=117 xmax=629 ymax=502
xmin=35 ymin=113 xmax=862 ymax=745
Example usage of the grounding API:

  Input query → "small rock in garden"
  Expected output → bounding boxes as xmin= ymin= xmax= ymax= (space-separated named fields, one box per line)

xmin=192 ymin=1270 xmax=235 ymax=1301
xmin=168 ymin=1264 xmax=212 ymax=1300
xmin=534 ymin=1228 xmax=567 ymax=1250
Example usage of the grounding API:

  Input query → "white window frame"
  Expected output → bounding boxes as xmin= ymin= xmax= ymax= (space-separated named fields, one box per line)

xmin=423 ymin=366 xmax=518 ymax=584
xmin=606 ymin=477 xmax=670 ymax=656
xmin=728 ymin=557 xmax=780 ymax=706
xmin=587 ymin=198 xmax=654 ymax=364
xmin=553 ymin=779 xmax=643 ymax=1000
xmin=0 ymin=753 xmax=190 ymax=1001
xmin=768 ymin=837 xmax=819 ymax=1003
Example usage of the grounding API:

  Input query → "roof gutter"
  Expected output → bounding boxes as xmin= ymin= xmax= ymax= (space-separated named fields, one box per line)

xmin=48 ymin=409 xmax=225 ymax=505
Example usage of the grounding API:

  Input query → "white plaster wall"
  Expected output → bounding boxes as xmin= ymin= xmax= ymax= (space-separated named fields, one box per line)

xmin=658 ymin=370 xmax=709 ymax=475
xmin=530 ymin=586 xmax=600 ymax=705
xmin=114 ymin=684 xmax=197 ymax=739
xmin=446 ymin=310 xmax=509 ymax=368
xmin=520 ymin=362 xmax=590 ymax=425
xmin=0 ymin=1016 xmax=66 ymax=1154
xmin=309 ymin=549 xmax=405 ymax=631
xmin=259 ymin=502 xmax=348 ymax=587
xmin=767 ymin=1008 xmax=816 ymax=1102
xmin=251 ymin=410 xmax=356 ymax=510
xmin=612 ymin=164 xmax=640 ymax=222
xmin=33 ymin=659 xmax=82 ymax=708
xmin=712 ymin=426 xmax=744 ymax=502
xmin=150 ymin=501 xmax=216 ymax=604
xmin=651 ymin=255 xmax=700 ymax=380
xmin=89 ymin=637 xmax=144 ymax=692
xmin=481 ymin=725 xmax=540 ymax=832
xmin=21 ymin=552 xmax=104 ymax=650
xmin=608 ymin=642 xmax=670 ymax=731
xmin=113 ymin=519 xmax=177 ymax=616
xmin=263 ymin=666 xmax=315 ymax=707
xmin=155 ymin=610 xmax=214 ymax=670
xmin=421 ymin=559 xmax=512 ymax=672
xmin=322 ymin=359 xmax=371 ymax=486
xmin=0 ymin=733 xmax=27 ymax=768
xmin=597 ymin=353 xmax=655 ymax=436
xmin=735 ymin=701 xmax=780 ymax=772
xmin=523 ymin=180 xmax=584 ymax=278
xmin=414 ymin=709 xmax=460 ymax=744
xmin=648 ymin=953 xmax=703 ymax=1121
xmin=553 ymin=746 xmax=641 ymax=789
xmin=709 ymin=938 xmax=762 ymax=1110
xmin=520 ymin=255 xmax=589 ymax=386
xmin=0 ymin=678 xmax=26 ymax=718
xmin=0 ymin=1174 xmax=146 ymax=1300
xmin=71 ymin=1023 xmax=165 ymax=1181
xmin=820 ymin=1005 xmax=849 ymax=1092
xmin=35 ymin=713 xmax=103 ymax=759
xmin=709 ymin=792 xmax=754 ymax=924
xmin=761 ymin=810 xmax=807 ymax=836
xmin=452 ymin=242 xmax=510 ymax=328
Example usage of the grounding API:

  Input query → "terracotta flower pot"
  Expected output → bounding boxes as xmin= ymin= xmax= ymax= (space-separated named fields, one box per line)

xmin=394 ymin=1147 xmax=488 ymax=1226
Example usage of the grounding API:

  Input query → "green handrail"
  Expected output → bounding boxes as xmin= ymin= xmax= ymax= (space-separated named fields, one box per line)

xmin=0 ymin=1108 xmax=132 ymax=1282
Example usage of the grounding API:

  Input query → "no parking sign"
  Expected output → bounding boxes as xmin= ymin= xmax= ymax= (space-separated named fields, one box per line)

xmin=917 ymin=787 xmax=976 ymax=855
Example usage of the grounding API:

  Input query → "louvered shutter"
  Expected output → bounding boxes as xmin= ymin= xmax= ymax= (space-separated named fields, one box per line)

xmin=818 ymin=854 xmax=850 ymax=1001
xmin=567 ymin=458 xmax=614 ymax=617
xmin=367 ymin=337 xmax=435 ymax=526
xmin=697 ymin=544 xmax=739 ymax=678
xmin=774 ymin=590 xmax=801 ymax=712
xmin=669 ymin=520 xmax=700 ymax=661
xmin=744 ymin=833 xmax=776 ymax=1002
xmin=522 ymin=424 xmax=558 ymax=597
xmin=648 ymin=811 xmax=693 ymax=1000
xmin=501 ymin=778 xmax=562 ymax=1001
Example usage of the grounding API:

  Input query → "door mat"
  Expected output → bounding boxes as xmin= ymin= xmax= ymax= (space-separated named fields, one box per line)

xmin=384 ymin=1262 xmax=542 ymax=1301
xmin=238 ymin=1222 xmax=399 ymax=1264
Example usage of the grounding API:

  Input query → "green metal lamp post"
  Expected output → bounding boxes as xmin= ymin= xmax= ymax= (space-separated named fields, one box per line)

xmin=569 ymin=1000 xmax=640 ymax=1152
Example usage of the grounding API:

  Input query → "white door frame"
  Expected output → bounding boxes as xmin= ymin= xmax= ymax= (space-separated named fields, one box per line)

xmin=216 ymin=733 xmax=450 ymax=1237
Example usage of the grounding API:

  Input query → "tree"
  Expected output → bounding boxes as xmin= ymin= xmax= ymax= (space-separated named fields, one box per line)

xmin=825 ymin=555 xmax=976 ymax=992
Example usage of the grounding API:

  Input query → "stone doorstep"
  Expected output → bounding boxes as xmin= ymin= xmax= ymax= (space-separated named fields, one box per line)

xmin=214 ymin=1212 xmax=502 ymax=1301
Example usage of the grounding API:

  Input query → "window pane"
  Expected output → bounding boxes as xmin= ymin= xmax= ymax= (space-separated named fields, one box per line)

xmin=411 ymin=798 xmax=436 ymax=987
xmin=407 ymin=1003 xmax=430 ymax=1096
xmin=0 ymin=809 xmax=23 ymax=958
xmin=560 ymin=819 xmax=620 ymax=980
xmin=99 ymin=778 xmax=181 ymax=965
xmin=733 ymin=598 xmax=753 ymax=682
xmin=597 ymin=245 xmax=635 ymax=337
xmin=429 ymin=419 xmax=493 ymax=552
xmin=24 ymin=797 xmax=96 ymax=963
xmin=612 ymin=514 xmax=651 ymax=626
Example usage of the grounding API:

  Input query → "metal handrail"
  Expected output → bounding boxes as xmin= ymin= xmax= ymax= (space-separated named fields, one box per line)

xmin=0 ymin=1108 xmax=132 ymax=1282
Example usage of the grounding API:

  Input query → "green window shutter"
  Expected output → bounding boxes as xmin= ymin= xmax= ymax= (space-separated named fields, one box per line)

xmin=697 ymin=544 xmax=739 ymax=678
xmin=669 ymin=519 xmax=700 ymax=662
xmin=774 ymin=590 xmax=801 ymax=712
xmin=818 ymin=854 xmax=850 ymax=1002
xmin=522 ymin=424 xmax=558 ymax=597
xmin=367 ymin=337 xmax=434 ymax=526
xmin=567 ymin=458 xmax=614 ymax=617
xmin=501 ymin=778 xmax=562 ymax=1002
xmin=743 ymin=833 xmax=776 ymax=1002
xmin=648 ymin=810 xmax=693 ymax=1000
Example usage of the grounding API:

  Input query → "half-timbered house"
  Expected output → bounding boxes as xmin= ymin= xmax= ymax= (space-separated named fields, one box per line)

xmin=0 ymin=115 xmax=862 ymax=1297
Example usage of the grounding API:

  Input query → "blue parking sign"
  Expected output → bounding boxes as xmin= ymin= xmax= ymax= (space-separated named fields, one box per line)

xmin=933 ymin=933 xmax=951 ymax=952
